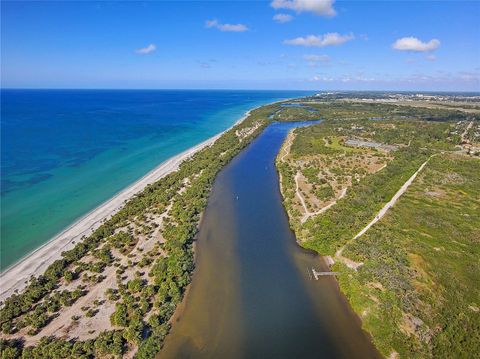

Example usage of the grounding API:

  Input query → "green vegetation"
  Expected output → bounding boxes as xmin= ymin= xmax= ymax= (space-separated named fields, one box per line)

xmin=277 ymin=99 xmax=480 ymax=358
xmin=2 ymin=332 xmax=127 ymax=358
xmin=109 ymin=232 xmax=137 ymax=254
xmin=299 ymin=99 xmax=479 ymax=122
xmin=271 ymin=104 xmax=321 ymax=122
xmin=315 ymin=184 xmax=334 ymax=201
xmin=302 ymin=145 xmax=430 ymax=254
xmin=338 ymin=155 xmax=480 ymax=358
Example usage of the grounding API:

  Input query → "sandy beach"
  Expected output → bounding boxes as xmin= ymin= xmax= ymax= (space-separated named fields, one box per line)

xmin=0 ymin=109 xmax=254 ymax=302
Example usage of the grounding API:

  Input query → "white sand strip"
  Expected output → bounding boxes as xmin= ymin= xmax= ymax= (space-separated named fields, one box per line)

xmin=0 ymin=109 xmax=257 ymax=302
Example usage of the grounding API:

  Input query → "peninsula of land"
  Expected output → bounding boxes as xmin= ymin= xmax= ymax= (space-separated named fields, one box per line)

xmin=276 ymin=93 xmax=480 ymax=358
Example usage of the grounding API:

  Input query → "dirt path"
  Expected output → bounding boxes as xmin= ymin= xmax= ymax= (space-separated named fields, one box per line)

xmin=296 ymin=182 xmax=347 ymax=224
xmin=461 ymin=121 xmax=473 ymax=143
xmin=281 ymin=132 xmax=349 ymax=223
xmin=352 ymin=156 xmax=433 ymax=240
xmin=280 ymin=133 xmax=314 ymax=221
xmin=293 ymin=173 xmax=310 ymax=218
xmin=335 ymin=246 xmax=364 ymax=271
xmin=280 ymin=132 xmax=294 ymax=162
xmin=335 ymin=155 xmax=435 ymax=270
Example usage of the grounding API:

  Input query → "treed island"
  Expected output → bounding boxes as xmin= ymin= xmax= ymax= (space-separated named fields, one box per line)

xmin=1 ymin=93 xmax=479 ymax=358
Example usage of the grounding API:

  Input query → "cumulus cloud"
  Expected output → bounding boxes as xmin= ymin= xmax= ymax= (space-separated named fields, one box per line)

xmin=392 ymin=37 xmax=440 ymax=52
xmin=273 ymin=13 xmax=294 ymax=23
xmin=271 ymin=0 xmax=336 ymax=17
xmin=284 ymin=33 xmax=354 ymax=47
xmin=205 ymin=19 xmax=248 ymax=32
xmin=135 ymin=44 xmax=156 ymax=55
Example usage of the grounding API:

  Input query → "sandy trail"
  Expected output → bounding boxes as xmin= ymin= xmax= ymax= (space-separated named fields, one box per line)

xmin=280 ymin=132 xmax=294 ymax=162
xmin=279 ymin=133 xmax=311 ymax=217
xmin=281 ymin=133 xmax=348 ymax=223
xmin=0 ymin=109 xmax=255 ymax=302
xmin=279 ymin=133 xmax=312 ymax=220
xmin=294 ymin=173 xmax=310 ymax=217
xmin=352 ymin=156 xmax=433 ymax=240
xmin=461 ymin=121 xmax=473 ymax=142
xmin=296 ymin=181 xmax=348 ymax=224
xmin=335 ymin=245 xmax=364 ymax=271
xmin=335 ymin=155 xmax=434 ymax=270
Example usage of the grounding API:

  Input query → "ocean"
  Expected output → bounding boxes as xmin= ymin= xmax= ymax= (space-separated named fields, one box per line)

xmin=0 ymin=89 xmax=313 ymax=270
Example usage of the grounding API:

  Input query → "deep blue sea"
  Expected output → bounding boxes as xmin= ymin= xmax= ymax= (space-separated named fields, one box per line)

xmin=0 ymin=89 xmax=313 ymax=270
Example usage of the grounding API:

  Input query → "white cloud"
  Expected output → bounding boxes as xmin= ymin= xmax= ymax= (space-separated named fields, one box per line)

xmin=304 ymin=54 xmax=330 ymax=62
xmin=308 ymin=73 xmax=381 ymax=83
xmin=273 ymin=13 xmax=294 ymax=23
xmin=271 ymin=0 xmax=336 ymax=17
xmin=135 ymin=44 xmax=156 ymax=55
xmin=426 ymin=54 xmax=437 ymax=61
xmin=458 ymin=71 xmax=479 ymax=81
xmin=392 ymin=37 xmax=440 ymax=52
xmin=284 ymin=33 xmax=354 ymax=47
xmin=307 ymin=70 xmax=480 ymax=89
xmin=205 ymin=19 xmax=248 ymax=32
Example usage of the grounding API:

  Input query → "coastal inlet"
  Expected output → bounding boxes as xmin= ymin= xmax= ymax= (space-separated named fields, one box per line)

xmin=159 ymin=121 xmax=380 ymax=358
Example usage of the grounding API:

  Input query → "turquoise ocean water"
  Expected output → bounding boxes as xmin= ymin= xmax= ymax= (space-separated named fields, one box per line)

xmin=1 ymin=89 xmax=313 ymax=270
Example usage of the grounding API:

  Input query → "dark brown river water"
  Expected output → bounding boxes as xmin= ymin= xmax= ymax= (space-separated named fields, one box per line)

xmin=159 ymin=122 xmax=381 ymax=359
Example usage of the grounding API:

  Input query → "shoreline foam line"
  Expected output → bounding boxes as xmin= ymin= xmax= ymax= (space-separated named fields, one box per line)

xmin=0 ymin=104 xmax=268 ymax=302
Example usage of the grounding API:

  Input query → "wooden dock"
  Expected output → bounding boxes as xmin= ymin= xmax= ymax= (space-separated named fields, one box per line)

xmin=312 ymin=268 xmax=338 ymax=280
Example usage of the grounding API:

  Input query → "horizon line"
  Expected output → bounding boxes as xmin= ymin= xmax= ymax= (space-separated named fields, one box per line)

xmin=1 ymin=88 xmax=479 ymax=94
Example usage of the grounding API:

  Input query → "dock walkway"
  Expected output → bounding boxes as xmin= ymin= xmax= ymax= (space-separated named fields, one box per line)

xmin=311 ymin=268 xmax=338 ymax=280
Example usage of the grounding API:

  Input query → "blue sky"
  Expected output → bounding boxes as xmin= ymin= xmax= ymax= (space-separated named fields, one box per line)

xmin=1 ymin=0 xmax=479 ymax=91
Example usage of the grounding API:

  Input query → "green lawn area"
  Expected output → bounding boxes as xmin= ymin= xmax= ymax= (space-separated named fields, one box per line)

xmin=325 ymin=136 xmax=365 ymax=153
